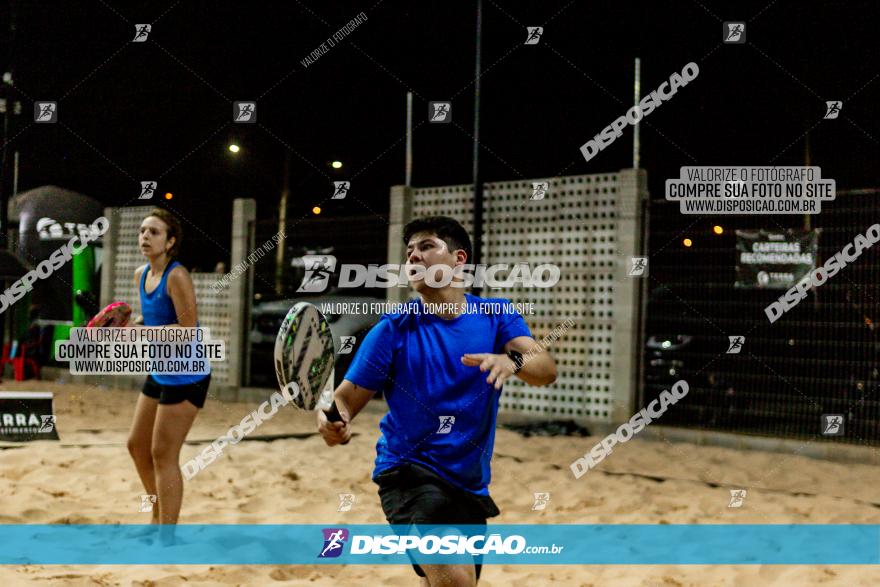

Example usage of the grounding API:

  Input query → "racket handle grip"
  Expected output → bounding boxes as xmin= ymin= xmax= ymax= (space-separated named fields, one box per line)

xmin=324 ymin=400 xmax=350 ymax=445
xmin=325 ymin=400 xmax=344 ymax=422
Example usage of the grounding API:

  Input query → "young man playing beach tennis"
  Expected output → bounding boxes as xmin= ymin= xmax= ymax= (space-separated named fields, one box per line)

xmin=317 ymin=216 xmax=558 ymax=587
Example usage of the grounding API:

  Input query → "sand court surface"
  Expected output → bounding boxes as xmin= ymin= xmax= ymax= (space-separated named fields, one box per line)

xmin=0 ymin=380 xmax=878 ymax=586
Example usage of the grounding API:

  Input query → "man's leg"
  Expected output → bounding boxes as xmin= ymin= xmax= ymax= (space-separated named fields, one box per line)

xmin=376 ymin=465 xmax=487 ymax=586
xmin=420 ymin=564 xmax=476 ymax=587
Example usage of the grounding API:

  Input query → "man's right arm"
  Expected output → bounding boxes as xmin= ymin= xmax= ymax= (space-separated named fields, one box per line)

xmin=318 ymin=314 xmax=394 ymax=446
xmin=316 ymin=379 xmax=376 ymax=446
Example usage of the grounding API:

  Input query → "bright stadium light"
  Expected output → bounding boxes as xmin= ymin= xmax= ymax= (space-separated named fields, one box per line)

xmin=228 ymin=143 xmax=241 ymax=153
xmin=331 ymin=160 xmax=343 ymax=169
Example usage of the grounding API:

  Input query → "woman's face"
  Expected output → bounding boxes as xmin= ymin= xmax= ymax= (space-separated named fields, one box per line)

xmin=139 ymin=216 xmax=173 ymax=258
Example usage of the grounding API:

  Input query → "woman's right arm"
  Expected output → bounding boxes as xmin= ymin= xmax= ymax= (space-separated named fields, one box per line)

xmin=132 ymin=265 xmax=146 ymax=325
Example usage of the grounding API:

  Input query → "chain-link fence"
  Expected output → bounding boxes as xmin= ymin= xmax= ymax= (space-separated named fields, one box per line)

xmin=641 ymin=189 xmax=879 ymax=445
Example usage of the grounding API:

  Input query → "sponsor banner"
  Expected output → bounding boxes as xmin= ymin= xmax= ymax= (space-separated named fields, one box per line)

xmin=0 ymin=524 xmax=876 ymax=564
xmin=0 ymin=216 xmax=109 ymax=315
xmin=735 ymin=229 xmax=818 ymax=289
xmin=0 ymin=392 xmax=59 ymax=442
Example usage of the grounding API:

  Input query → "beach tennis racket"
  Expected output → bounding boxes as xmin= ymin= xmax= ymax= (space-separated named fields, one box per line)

xmin=87 ymin=301 xmax=132 ymax=328
xmin=274 ymin=302 xmax=347 ymax=427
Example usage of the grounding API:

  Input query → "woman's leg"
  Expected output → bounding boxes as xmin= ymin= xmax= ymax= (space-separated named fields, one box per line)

xmin=151 ymin=400 xmax=199 ymax=526
xmin=127 ymin=393 xmax=160 ymax=523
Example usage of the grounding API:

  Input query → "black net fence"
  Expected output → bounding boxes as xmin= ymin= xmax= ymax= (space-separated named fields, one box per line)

xmin=640 ymin=190 xmax=879 ymax=445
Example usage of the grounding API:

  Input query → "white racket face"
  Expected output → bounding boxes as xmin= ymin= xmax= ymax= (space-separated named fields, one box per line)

xmin=274 ymin=302 xmax=336 ymax=410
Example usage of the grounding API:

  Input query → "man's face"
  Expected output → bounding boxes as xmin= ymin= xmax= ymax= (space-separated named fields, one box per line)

xmin=405 ymin=232 xmax=464 ymax=292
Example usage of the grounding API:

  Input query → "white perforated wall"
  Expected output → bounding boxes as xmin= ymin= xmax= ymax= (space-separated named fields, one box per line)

xmin=108 ymin=206 xmax=233 ymax=387
xmin=191 ymin=273 xmax=232 ymax=387
xmin=112 ymin=206 xmax=154 ymax=317
xmin=411 ymin=174 xmax=625 ymax=422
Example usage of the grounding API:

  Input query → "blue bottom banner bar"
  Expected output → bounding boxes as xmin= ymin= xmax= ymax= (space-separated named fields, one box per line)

xmin=0 ymin=524 xmax=877 ymax=565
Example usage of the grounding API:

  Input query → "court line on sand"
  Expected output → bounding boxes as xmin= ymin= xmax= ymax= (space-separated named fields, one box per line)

xmin=596 ymin=469 xmax=880 ymax=510
xmin=0 ymin=431 xmax=354 ymax=449
xmin=493 ymin=452 xmax=880 ymax=509
xmin=4 ymin=440 xmax=875 ymax=510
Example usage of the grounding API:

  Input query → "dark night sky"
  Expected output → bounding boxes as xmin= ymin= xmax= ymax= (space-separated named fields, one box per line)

xmin=2 ymin=0 xmax=878 ymax=268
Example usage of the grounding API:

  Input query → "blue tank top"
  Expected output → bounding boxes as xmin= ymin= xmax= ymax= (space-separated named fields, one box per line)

xmin=139 ymin=260 xmax=209 ymax=385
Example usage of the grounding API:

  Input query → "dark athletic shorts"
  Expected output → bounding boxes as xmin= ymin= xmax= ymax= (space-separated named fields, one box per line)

xmin=142 ymin=374 xmax=211 ymax=408
xmin=375 ymin=462 xmax=500 ymax=582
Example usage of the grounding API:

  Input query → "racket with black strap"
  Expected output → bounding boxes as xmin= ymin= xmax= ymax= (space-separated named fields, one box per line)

xmin=274 ymin=302 xmax=349 ymax=442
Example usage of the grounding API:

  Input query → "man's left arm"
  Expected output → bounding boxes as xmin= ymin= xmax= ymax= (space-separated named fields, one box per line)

xmin=461 ymin=335 xmax=557 ymax=389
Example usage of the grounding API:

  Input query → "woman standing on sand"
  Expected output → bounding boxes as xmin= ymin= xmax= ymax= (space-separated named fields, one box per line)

xmin=126 ymin=208 xmax=210 ymax=530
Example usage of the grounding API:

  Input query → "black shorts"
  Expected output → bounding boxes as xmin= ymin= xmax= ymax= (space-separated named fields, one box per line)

xmin=142 ymin=374 xmax=211 ymax=408
xmin=375 ymin=462 xmax=500 ymax=581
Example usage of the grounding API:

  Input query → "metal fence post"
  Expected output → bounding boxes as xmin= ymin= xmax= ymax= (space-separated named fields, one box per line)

xmin=610 ymin=168 xmax=649 ymax=422
xmin=387 ymin=185 xmax=413 ymax=306
xmin=228 ymin=198 xmax=256 ymax=397
xmin=99 ymin=206 xmax=119 ymax=308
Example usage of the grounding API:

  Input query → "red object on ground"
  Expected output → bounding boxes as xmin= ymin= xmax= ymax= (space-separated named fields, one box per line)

xmin=0 ymin=343 xmax=40 ymax=381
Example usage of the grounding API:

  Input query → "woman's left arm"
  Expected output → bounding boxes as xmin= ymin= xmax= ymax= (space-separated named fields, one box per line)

xmin=166 ymin=266 xmax=199 ymax=328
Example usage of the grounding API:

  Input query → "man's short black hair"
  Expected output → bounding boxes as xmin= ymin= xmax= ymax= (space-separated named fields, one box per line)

xmin=403 ymin=216 xmax=472 ymax=262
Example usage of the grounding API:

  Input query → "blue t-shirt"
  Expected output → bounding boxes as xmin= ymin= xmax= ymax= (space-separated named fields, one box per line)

xmin=344 ymin=294 xmax=532 ymax=496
